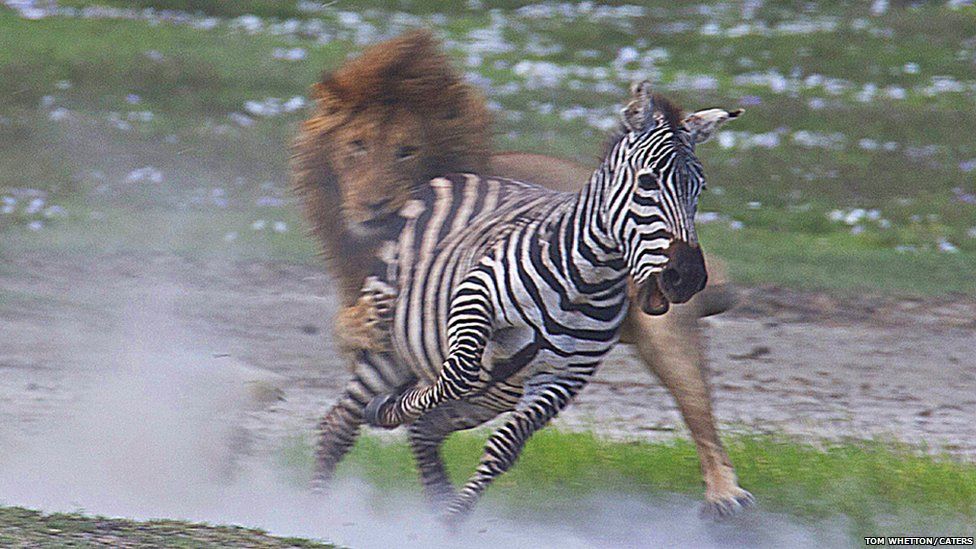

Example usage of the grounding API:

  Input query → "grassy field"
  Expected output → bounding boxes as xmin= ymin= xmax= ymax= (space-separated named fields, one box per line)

xmin=1 ymin=1 xmax=975 ymax=295
xmin=276 ymin=431 xmax=976 ymax=543
xmin=2 ymin=432 xmax=972 ymax=546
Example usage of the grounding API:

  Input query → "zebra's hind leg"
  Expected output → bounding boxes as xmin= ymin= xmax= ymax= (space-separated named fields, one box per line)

xmin=314 ymin=351 xmax=414 ymax=491
xmin=408 ymin=401 xmax=500 ymax=509
xmin=314 ymin=389 xmax=365 ymax=491
xmin=442 ymin=370 xmax=592 ymax=524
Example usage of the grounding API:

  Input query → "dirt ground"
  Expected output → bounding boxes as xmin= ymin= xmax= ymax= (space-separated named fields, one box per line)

xmin=1 ymin=251 xmax=974 ymax=461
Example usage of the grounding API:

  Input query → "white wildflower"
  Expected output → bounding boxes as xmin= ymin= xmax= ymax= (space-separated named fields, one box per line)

xmin=27 ymin=220 xmax=43 ymax=231
xmin=125 ymin=166 xmax=164 ymax=184
xmin=938 ymin=239 xmax=959 ymax=253
xmin=245 ymin=99 xmax=281 ymax=117
xmin=49 ymin=107 xmax=69 ymax=121
xmin=251 ymin=219 xmax=267 ymax=231
xmin=231 ymin=15 xmax=263 ymax=33
xmin=283 ymin=96 xmax=306 ymax=112
xmin=903 ymin=62 xmax=919 ymax=74
xmin=615 ymin=46 xmax=640 ymax=66
xmin=844 ymin=208 xmax=866 ymax=225
xmin=272 ymin=47 xmax=307 ymax=61
xmin=697 ymin=211 xmax=721 ymax=224
xmin=858 ymin=138 xmax=878 ymax=150
xmin=229 ymin=112 xmax=255 ymax=127
xmin=273 ymin=221 xmax=288 ymax=233
xmin=43 ymin=205 xmax=66 ymax=218
xmin=717 ymin=132 xmax=736 ymax=149
xmin=25 ymin=198 xmax=45 ymax=215
xmin=884 ymin=86 xmax=906 ymax=99
xmin=729 ymin=220 xmax=744 ymax=230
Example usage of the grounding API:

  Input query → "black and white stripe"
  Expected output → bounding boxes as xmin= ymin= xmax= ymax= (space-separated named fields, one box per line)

xmin=314 ymin=85 xmax=739 ymax=522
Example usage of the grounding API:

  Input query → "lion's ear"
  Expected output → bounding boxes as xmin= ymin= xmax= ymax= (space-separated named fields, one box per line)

xmin=312 ymin=80 xmax=344 ymax=115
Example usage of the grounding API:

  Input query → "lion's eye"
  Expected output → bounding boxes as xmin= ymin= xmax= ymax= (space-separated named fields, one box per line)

xmin=349 ymin=140 xmax=367 ymax=157
xmin=396 ymin=146 xmax=418 ymax=160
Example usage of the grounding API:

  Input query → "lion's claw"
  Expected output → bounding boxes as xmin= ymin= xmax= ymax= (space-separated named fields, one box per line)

xmin=699 ymin=488 xmax=756 ymax=520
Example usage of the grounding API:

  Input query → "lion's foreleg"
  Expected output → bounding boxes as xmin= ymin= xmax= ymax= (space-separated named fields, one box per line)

xmin=625 ymin=304 xmax=754 ymax=517
xmin=333 ymin=278 xmax=397 ymax=355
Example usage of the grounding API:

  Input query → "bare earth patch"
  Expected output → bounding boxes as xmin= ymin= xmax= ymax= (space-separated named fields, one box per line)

xmin=1 ymin=251 xmax=974 ymax=461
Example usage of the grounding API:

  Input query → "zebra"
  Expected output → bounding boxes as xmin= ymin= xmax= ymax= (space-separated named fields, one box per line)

xmin=317 ymin=81 xmax=743 ymax=521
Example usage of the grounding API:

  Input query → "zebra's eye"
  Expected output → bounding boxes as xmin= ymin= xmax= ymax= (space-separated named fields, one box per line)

xmin=637 ymin=173 xmax=660 ymax=190
xmin=396 ymin=145 xmax=418 ymax=161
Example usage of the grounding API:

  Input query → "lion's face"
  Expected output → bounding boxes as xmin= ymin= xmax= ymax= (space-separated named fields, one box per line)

xmin=327 ymin=108 xmax=426 ymax=235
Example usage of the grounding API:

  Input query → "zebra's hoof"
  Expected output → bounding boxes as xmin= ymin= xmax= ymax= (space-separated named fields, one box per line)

xmin=364 ymin=393 xmax=398 ymax=428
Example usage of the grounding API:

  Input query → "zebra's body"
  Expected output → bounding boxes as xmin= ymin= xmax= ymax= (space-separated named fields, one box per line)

xmin=386 ymin=174 xmax=621 ymax=391
xmin=316 ymin=83 xmax=743 ymax=522
xmin=359 ymin=170 xmax=629 ymax=519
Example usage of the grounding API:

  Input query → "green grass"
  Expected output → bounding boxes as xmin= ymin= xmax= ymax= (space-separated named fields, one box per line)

xmin=2 ymin=2 xmax=975 ymax=295
xmin=279 ymin=431 xmax=976 ymax=542
xmin=701 ymin=225 xmax=976 ymax=295
xmin=0 ymin=506 xmax=334 ymax=548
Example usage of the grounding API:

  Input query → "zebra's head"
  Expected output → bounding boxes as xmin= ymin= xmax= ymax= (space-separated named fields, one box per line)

xmin=606 ymin=81 xmax=741 ymax=315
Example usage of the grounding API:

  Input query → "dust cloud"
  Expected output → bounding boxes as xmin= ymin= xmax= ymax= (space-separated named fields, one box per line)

xmin=0 ymin=285 xmax=849 ymax=548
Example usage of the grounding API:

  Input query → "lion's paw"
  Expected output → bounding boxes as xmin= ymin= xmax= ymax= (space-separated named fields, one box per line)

xmin=335 ymin=280 xmax=398 ymax=353
xmin=699 ymin=487 xmax=756 ymax=520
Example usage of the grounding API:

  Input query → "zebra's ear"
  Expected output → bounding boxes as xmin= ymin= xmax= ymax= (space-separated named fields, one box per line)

xmin=682 ymin=108 xmax=743 ymax=144
xmin=621 ymin=80 xmax=655 ymax=133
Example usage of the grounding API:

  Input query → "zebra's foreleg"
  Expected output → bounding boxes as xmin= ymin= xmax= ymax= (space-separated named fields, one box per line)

xmin=408 ymin=402 xmax=499 ymax=509
xmin=365 ymin=273 xmax=496 ymax=428
xmin=442 ymin=370 xmax=591 ymax=524
xmin=315 ymin=351 xmax=413 ymax=491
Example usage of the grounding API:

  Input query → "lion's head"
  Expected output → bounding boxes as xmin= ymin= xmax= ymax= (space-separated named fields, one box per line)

xmin=293 ymin=30 xmax=491 ymax=239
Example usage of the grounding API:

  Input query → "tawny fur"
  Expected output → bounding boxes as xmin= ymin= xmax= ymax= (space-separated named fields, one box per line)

xmin=291 ymin=30 xmax=491 ymax=305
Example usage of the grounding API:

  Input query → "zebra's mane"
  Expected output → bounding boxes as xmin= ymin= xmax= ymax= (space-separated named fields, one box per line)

xmin=601 ymin=93 xmax=684 ymax=160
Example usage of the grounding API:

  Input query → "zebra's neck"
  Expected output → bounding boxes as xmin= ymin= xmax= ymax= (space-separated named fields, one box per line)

xmin=547 ymin=155 xmax=629 ymax=293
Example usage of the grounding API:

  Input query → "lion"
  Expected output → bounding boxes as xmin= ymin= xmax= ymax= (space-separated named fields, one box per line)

xmin=291 ymin=30 xmax=752 ymax=516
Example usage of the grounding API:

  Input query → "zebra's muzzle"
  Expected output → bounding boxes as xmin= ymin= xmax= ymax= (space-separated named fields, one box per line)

xmin=636 ymin=239 xmax=708 ymax=315
xmin=637 ymin=277 xmax=671 ymax=316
